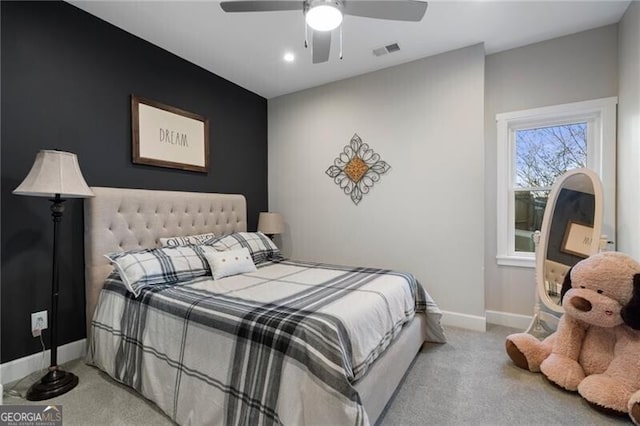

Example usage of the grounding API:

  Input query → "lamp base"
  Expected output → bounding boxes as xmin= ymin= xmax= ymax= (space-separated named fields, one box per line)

xmin=26 ymin=367 xmax=78 ymax=401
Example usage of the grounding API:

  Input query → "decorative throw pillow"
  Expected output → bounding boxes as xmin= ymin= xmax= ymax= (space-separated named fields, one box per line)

xmin=159 ymin=232 xmax=217 ymax=247
xmin=105 ymin=245 xmax=217 ymax=296
xmin=206 ymin=232 xmax=283 ymax=265
xmin=203 ymin=248 xmax=257 ymax=280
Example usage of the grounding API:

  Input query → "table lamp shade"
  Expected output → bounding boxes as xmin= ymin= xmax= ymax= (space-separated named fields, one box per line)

xmin=13 ymin=150 xmax=94 ymax=198
xmin=258 ymin=212 xmax=284 ymax=235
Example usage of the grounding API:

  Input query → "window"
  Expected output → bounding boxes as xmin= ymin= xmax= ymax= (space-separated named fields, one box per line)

xmin=496 ymin=97 xmax=616 ymax=268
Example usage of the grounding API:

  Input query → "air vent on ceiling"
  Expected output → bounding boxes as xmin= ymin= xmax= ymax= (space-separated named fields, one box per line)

xmin=373 ymin=47 xmax=387 ymax=57
xmin=372 ymin=43 xmax=401 ymax=57
xmin=386 ymin=43 xmax=400 ymax=53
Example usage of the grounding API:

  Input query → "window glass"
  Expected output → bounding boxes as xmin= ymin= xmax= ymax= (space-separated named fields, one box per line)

xmin=514 ymin=189 xmax=549 ymax=252
xmin=513 ymin=123 xmax=587 ymax=253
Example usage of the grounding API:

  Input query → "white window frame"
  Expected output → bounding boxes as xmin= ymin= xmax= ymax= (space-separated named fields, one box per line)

xmin=496 ymin=97 xmax=617 ymax=268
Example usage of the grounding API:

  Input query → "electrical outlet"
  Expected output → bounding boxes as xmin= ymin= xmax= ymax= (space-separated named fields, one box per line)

xmin=31 ymin=310 xmax=47 ymax=337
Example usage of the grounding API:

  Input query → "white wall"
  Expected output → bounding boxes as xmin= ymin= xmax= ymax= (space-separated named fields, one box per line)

xmin=617 ymin=2 xmax=640 ymax=259
xmin=484 ymin=26 xmax=619 ymax=317
xmin=269 ymin=45 xmax=486 ymax=324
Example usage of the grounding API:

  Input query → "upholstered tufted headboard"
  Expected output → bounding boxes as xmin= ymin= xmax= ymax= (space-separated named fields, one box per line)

xmin=84 ymin=187 xmax=247 ymax=337
xmin=544 ymin=259 xmax=570 ymax=297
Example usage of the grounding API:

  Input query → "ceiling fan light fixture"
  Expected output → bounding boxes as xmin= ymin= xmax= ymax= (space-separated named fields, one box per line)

xmin=306 ymin=4 xmax=343 ymax=32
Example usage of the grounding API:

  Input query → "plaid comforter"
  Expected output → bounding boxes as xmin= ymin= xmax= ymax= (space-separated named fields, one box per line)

xmin=88 ymin=259 xmax=445 ymax=426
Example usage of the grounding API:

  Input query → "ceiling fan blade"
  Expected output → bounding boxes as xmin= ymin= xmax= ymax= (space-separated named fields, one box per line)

xmin=220 ymin=1 xmax=303 ymax=13
xmin=343 ymin=1 xmax=428 ymax=22
xmin=312 ymin=30 xmax=331 ymax=64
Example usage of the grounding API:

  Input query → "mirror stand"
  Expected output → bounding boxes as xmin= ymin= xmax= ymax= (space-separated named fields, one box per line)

xmin=525 ymin=231 xmax=560 ymax=338
xmin=523 ymin=168 xmax=605 ymax=338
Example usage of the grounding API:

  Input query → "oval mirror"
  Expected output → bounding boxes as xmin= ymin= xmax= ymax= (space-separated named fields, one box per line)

xmin=535 ymin=168 xmax=604 ymax=315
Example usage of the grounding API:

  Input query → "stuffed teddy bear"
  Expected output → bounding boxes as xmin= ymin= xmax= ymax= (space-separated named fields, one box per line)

xmin=505 ymin=252 xmax=640 ymax=424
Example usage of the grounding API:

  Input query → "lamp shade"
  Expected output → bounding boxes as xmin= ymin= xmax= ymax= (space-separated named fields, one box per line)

xmin=13 ymin=150 xmax=94 ymax=198
xmin=258 ymin=212 xmax=284 ymax=235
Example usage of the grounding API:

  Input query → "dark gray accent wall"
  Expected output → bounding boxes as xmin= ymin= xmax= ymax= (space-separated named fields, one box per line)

xmin=1 ymin=1 xmax=268 ymax=363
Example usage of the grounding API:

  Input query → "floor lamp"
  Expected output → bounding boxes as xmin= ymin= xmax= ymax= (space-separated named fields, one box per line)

xmin=13 ymin=150 xmax=94 ymax=401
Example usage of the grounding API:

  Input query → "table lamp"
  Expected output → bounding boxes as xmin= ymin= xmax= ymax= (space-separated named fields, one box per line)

xmin=257 ymin=212 xmax=284 ymax=239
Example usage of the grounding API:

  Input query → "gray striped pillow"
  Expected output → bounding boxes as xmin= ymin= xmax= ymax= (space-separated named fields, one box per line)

xmin=206 ymin=232 xmax=282 ymax=265
xmin=105 ymin=245 xmax=217 ymax=296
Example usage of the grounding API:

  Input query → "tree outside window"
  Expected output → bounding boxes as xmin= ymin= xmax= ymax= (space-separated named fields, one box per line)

xmin=513 ymin=123 xmax=587 ymax=252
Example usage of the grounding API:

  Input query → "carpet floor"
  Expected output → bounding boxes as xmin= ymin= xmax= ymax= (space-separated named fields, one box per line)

xmin=4 ymin=324 xmax=632 ymax=425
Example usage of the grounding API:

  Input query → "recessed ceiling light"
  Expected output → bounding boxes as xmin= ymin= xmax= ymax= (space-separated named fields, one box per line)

xmin=284 ymin=52 xmax=295 ymax=62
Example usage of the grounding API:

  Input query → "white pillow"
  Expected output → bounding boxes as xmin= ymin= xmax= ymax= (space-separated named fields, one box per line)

xmin=203 ymin=248 xmax=257 ymax=280
xmin=159 ymin=232 xmax=216 ymax=247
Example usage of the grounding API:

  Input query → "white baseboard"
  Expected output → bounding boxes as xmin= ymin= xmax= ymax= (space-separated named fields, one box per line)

xmin=1 ymin=339 xmax=86 ymax=385
xmin=440 ymin=310 xmax=486 ymax=332
xmin=485 ymin=310 xmax=532 ymax=330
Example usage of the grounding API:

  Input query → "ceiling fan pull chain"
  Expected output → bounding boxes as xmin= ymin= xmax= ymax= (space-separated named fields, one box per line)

xmin=339 ymin=25 xmax=343 ymax=60
xmin=304 ymin=24 xmax=309 ymax=48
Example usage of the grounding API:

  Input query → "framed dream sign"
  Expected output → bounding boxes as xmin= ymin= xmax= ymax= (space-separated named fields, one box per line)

xmin=561 ymin=221 xmax=594 ymax=258
xmin=131 ymin=95 xmax=209 ymax=173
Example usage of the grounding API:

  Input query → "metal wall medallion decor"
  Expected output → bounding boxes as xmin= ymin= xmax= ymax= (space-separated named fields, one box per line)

xmin=325 ymin=134 xmax=390 ymax=205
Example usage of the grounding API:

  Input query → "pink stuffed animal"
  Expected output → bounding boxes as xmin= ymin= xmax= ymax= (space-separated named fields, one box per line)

xmin=505 ymin=252 xmax=640 ymax=424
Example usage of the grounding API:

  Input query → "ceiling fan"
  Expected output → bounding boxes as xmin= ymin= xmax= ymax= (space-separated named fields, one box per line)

xmin=219 ymin=0 xmax=428 ymax=64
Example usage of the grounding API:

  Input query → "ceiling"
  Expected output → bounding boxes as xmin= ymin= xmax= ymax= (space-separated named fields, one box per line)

xmin=70 ymin=1 xmax=630 ymax=99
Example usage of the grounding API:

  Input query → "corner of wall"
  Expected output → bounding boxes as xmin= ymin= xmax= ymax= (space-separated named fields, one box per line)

xmin=617 ymin=1 xmax=640 ymax=259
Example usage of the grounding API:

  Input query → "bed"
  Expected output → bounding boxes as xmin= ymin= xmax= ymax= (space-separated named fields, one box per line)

xmin=84 ymin=187 xmax=446 ymax=425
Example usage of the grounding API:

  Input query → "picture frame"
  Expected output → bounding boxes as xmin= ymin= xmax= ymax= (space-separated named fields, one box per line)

xmin=561 ymin=221 xmax=594 ymax=258
xmin=131 ymin=95 xmax=209 ymax=173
